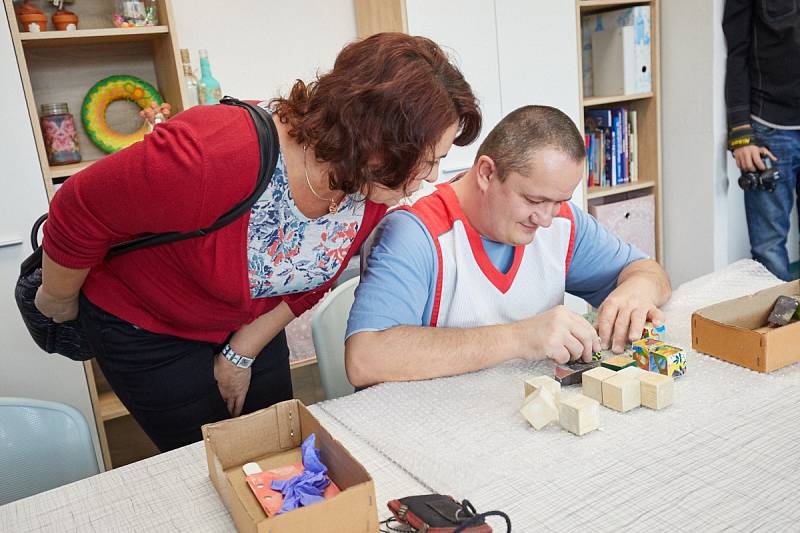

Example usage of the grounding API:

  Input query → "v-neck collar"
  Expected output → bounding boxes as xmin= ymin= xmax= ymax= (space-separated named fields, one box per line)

xmin=439 ymin=184 xmax=524 ymax=294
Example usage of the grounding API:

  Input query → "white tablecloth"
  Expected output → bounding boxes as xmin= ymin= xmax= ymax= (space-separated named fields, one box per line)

xmin=315 ymin=260 xmax=800 ymax=531
xmin=2 ymin=260 xmax=798 ymax=532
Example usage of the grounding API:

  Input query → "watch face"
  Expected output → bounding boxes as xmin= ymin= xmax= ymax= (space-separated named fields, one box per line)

xmin=237 ymin=357 xmax=253 ymax=369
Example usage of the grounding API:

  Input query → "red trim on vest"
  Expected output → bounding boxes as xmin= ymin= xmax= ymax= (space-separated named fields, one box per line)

xmin=558 ymin=202 xmax=576 ymax=276
xmin=437 ymin=186 xmax=524 ymax=294
xmin=393 ymin=192 xmax=450 ymax=327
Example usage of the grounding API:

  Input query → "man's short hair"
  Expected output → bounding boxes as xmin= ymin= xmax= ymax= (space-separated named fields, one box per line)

xmin=476 ymin=105 xmax=586 ymax=180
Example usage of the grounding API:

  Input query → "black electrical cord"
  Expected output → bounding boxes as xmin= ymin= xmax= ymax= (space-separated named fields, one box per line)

xmin=452 ymin=499 xmax=511 ymax=533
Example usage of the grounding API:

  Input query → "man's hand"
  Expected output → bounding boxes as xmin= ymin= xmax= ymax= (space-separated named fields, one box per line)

xmin=34 ymin=286 xmax=79 ymax=323
xmin=515 ymin=305 xmax=601 ymax=364
xmin=597 ymin=281 xmax=664 ymax=353
xmin=733 ymin=145 xmax=776 ymax=173
xmin=214 ymin=354 xmax=251 ymax=417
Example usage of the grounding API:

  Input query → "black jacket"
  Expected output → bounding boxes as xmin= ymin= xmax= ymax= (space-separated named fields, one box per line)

xmin=723 ymin=0 xmax=800 ymax=128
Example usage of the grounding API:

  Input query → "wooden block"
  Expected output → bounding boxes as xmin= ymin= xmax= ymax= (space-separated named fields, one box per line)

xmin=639 ymin=373 xmax=674 ymax=410
xmin=617 ymin=366 xmax=648 ymax=380
xmin=649 ymin=344 xmax=687 ymax=377
xmin=520 ymin=389 xmax=559 ymax=430
xmin=641 ymin=322 xmax=666 ymax=340
xmin=559 ymin=394 xmax=600 ymax=436
xmin=581 ymin=366 xmax=617 ymax=403
xmin=602 ymin=374 xmax=641 ymax=412
xmin=554 ymin=360 xmax=600 ymax=386
xmin=631 ymin=338 xmax=665 ymax=370
xmin=523 ymin=375 xmax=561 ymax=398
xmin=601 ymin=355 xmax=637 ymax=371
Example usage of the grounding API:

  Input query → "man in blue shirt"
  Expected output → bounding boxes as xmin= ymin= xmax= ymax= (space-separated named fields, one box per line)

xmin=345 ymin=105 xmax=671 ymax=387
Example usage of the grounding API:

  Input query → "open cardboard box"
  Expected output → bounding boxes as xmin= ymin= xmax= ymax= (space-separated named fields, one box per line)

xmin=202 ymin=399 xmax=378 ymax=533
xmin=692 ymin=280 xmax=800 ymax=372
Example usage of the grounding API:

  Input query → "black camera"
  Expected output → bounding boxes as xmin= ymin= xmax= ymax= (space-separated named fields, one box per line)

xmin=738 ymin=156 xmax=781 ymax=192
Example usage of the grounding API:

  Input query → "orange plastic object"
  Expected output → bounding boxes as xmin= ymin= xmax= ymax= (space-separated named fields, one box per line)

xmin=245 ymin=462 xmax=341 ymax=517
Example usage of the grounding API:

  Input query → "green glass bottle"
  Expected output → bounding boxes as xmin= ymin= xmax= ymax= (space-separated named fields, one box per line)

xmin=198 ymin=49 xmax=222 ymax=105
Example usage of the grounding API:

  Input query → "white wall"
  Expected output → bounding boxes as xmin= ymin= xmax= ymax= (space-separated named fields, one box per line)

xmin=0 ymin=8 xmax=101 ymax=466
xmin=662 ymin=0 xmax=799 ymax=287
xmin=171 ymin=0 xmax=357 ymax=101
xmin=494 ymin=0 xmax=582 ymax=207
xmin=405 ymin=0 xmax=503 ymax=174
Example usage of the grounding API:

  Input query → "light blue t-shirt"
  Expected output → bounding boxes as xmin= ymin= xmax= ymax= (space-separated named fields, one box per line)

xmin=345 ymin=202 xmax=647 ymax=338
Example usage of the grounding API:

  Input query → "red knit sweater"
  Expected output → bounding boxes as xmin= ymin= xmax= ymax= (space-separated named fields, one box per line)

xmin=43 ymin=104 xmax=386 ymax=343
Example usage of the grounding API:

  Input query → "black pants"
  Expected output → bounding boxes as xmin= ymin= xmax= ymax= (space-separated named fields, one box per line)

xmin=79 ymin=293 xmax=293 ymax=452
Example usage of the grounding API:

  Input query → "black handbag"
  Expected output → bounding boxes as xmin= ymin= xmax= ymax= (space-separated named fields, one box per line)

xmin=14 ymin=97 xmax=280 ymax=361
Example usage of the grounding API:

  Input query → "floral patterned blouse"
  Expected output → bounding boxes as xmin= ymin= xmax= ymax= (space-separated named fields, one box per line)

xmin=247 ymin=106 xmax=365 ymax=299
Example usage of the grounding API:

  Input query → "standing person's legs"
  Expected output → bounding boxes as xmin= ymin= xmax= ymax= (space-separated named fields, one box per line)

xmin=79 ymin=294 xmax=292 ymax=451
xmin=791 ymin=130 xmax=800 ymax=280
xmin=744 ymin=123 xmax=796 ymax=281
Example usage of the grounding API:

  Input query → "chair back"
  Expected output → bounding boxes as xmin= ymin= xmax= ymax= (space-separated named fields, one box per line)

xmin=0 ymin=397 xmax=99 ymax=505
xmin=311 ymin=276 xmax=360 ymax=400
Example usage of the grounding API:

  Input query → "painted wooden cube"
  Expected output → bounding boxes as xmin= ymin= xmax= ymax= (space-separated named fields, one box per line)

xmin=641 ymin=322 xmax=666 ymax=340
xmin=601 ymin=355 xmax=637 ymax=371
xmin=631 ymin=338 xmax=665 ymax=370
xmin=554 ymin=360 xmax=600 ymax=386
xmin=649 ymin=344 xmax=687 ymax=377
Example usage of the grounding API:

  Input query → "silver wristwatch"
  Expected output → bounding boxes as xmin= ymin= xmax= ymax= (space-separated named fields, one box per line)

xmin=221 ymin=343 xmax=255 ymax=369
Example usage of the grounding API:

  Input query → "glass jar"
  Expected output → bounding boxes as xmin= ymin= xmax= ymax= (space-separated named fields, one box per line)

xmin=40 ymin=103 xmax=81 ymax=166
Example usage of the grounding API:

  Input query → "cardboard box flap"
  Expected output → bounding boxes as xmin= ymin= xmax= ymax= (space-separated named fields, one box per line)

xmin=760 ymin=320 xmax=800 ymax=372
xmin=694 ymin=280 xmax=800 ymax=330
xmin=298 ymin=407 xmax=372 ymax=489
xmin=203 ymin=401 xmax=303 ymax=470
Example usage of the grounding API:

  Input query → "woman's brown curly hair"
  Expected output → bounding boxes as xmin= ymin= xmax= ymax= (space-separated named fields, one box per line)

xmin=273 ymin=32 xmax=482 ymax=195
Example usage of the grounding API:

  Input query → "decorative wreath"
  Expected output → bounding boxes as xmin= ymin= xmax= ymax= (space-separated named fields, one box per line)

xmin=81 ymin=75 xmax=163 ymax=153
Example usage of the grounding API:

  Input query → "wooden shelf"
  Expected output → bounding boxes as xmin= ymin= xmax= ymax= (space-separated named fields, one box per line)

xmin=19 ymin=26 xmax=170 ymax=48
xmin=98 ymin=390 xmax=129 ymax=421
xmin=579 ymin=0 xmax=649 ymax=13
xmin=290 ymin=357 xmax=317 ymax=370
xmin=583 ymin=92 xmax=653 ymax=107
xmin=586 ymin=180 xmax=655 ymax=200
xmin=48 ymin=159 xmax=100 ymax=179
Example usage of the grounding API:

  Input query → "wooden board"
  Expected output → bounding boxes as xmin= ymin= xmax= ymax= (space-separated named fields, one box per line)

xmin=354 ymin=0 xmax=407 ymax=38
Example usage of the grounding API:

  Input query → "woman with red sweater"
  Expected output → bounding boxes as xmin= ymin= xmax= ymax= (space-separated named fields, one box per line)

xmin=35 ymin=33 xmax=481 ymax=451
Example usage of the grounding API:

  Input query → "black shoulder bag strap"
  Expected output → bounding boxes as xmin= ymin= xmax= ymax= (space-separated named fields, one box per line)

xmin=21 ymin=97 xmax=279 ymax=276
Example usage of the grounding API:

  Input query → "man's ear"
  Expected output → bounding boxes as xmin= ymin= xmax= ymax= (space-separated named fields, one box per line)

xmin=475 ymin=155 xmax=497 ymax=191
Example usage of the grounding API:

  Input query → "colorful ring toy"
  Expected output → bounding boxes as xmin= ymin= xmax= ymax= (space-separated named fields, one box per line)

xmin=81 ymin=75 xmax=163 ymax=153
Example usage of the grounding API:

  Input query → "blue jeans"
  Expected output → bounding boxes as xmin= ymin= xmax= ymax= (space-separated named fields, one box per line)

xmin=743 ymin=122 xmax=800 ymax=281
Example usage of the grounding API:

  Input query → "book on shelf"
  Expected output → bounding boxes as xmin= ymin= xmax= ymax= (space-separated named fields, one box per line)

xmin=584 ymin=107 xmax=638 ymax=188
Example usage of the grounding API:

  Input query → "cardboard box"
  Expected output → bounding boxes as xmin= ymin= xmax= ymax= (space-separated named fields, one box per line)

xmin=202 ymin=399 xmax=378 ymax=533
xmin=692 ymin=280 xmax=800 ymax=373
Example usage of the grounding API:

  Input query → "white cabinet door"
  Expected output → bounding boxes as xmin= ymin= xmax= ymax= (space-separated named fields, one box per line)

xmin=406 ymin=0 xmax=503 ymax=175
xmin=0 ymin=10 xmax=101 ymax=467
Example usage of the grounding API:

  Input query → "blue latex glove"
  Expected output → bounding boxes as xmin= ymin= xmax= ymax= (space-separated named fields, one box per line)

xmin=271 ymin=434 xmax=331 ymax=514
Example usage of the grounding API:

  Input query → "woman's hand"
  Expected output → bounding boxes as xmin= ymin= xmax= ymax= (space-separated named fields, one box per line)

xmin=214 ymin=354 xmax=252 ymax=417
xmin=34 ymin=286 xmax=79 ymax=322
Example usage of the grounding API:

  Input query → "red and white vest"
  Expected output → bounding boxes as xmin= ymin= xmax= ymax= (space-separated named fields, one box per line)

xmin=401 ymin=184 xmax=575 ymax=328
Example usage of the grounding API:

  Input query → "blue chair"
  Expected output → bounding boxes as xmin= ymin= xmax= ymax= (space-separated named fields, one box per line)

xmin=0 ymin=398 xmax=99 ymax=505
